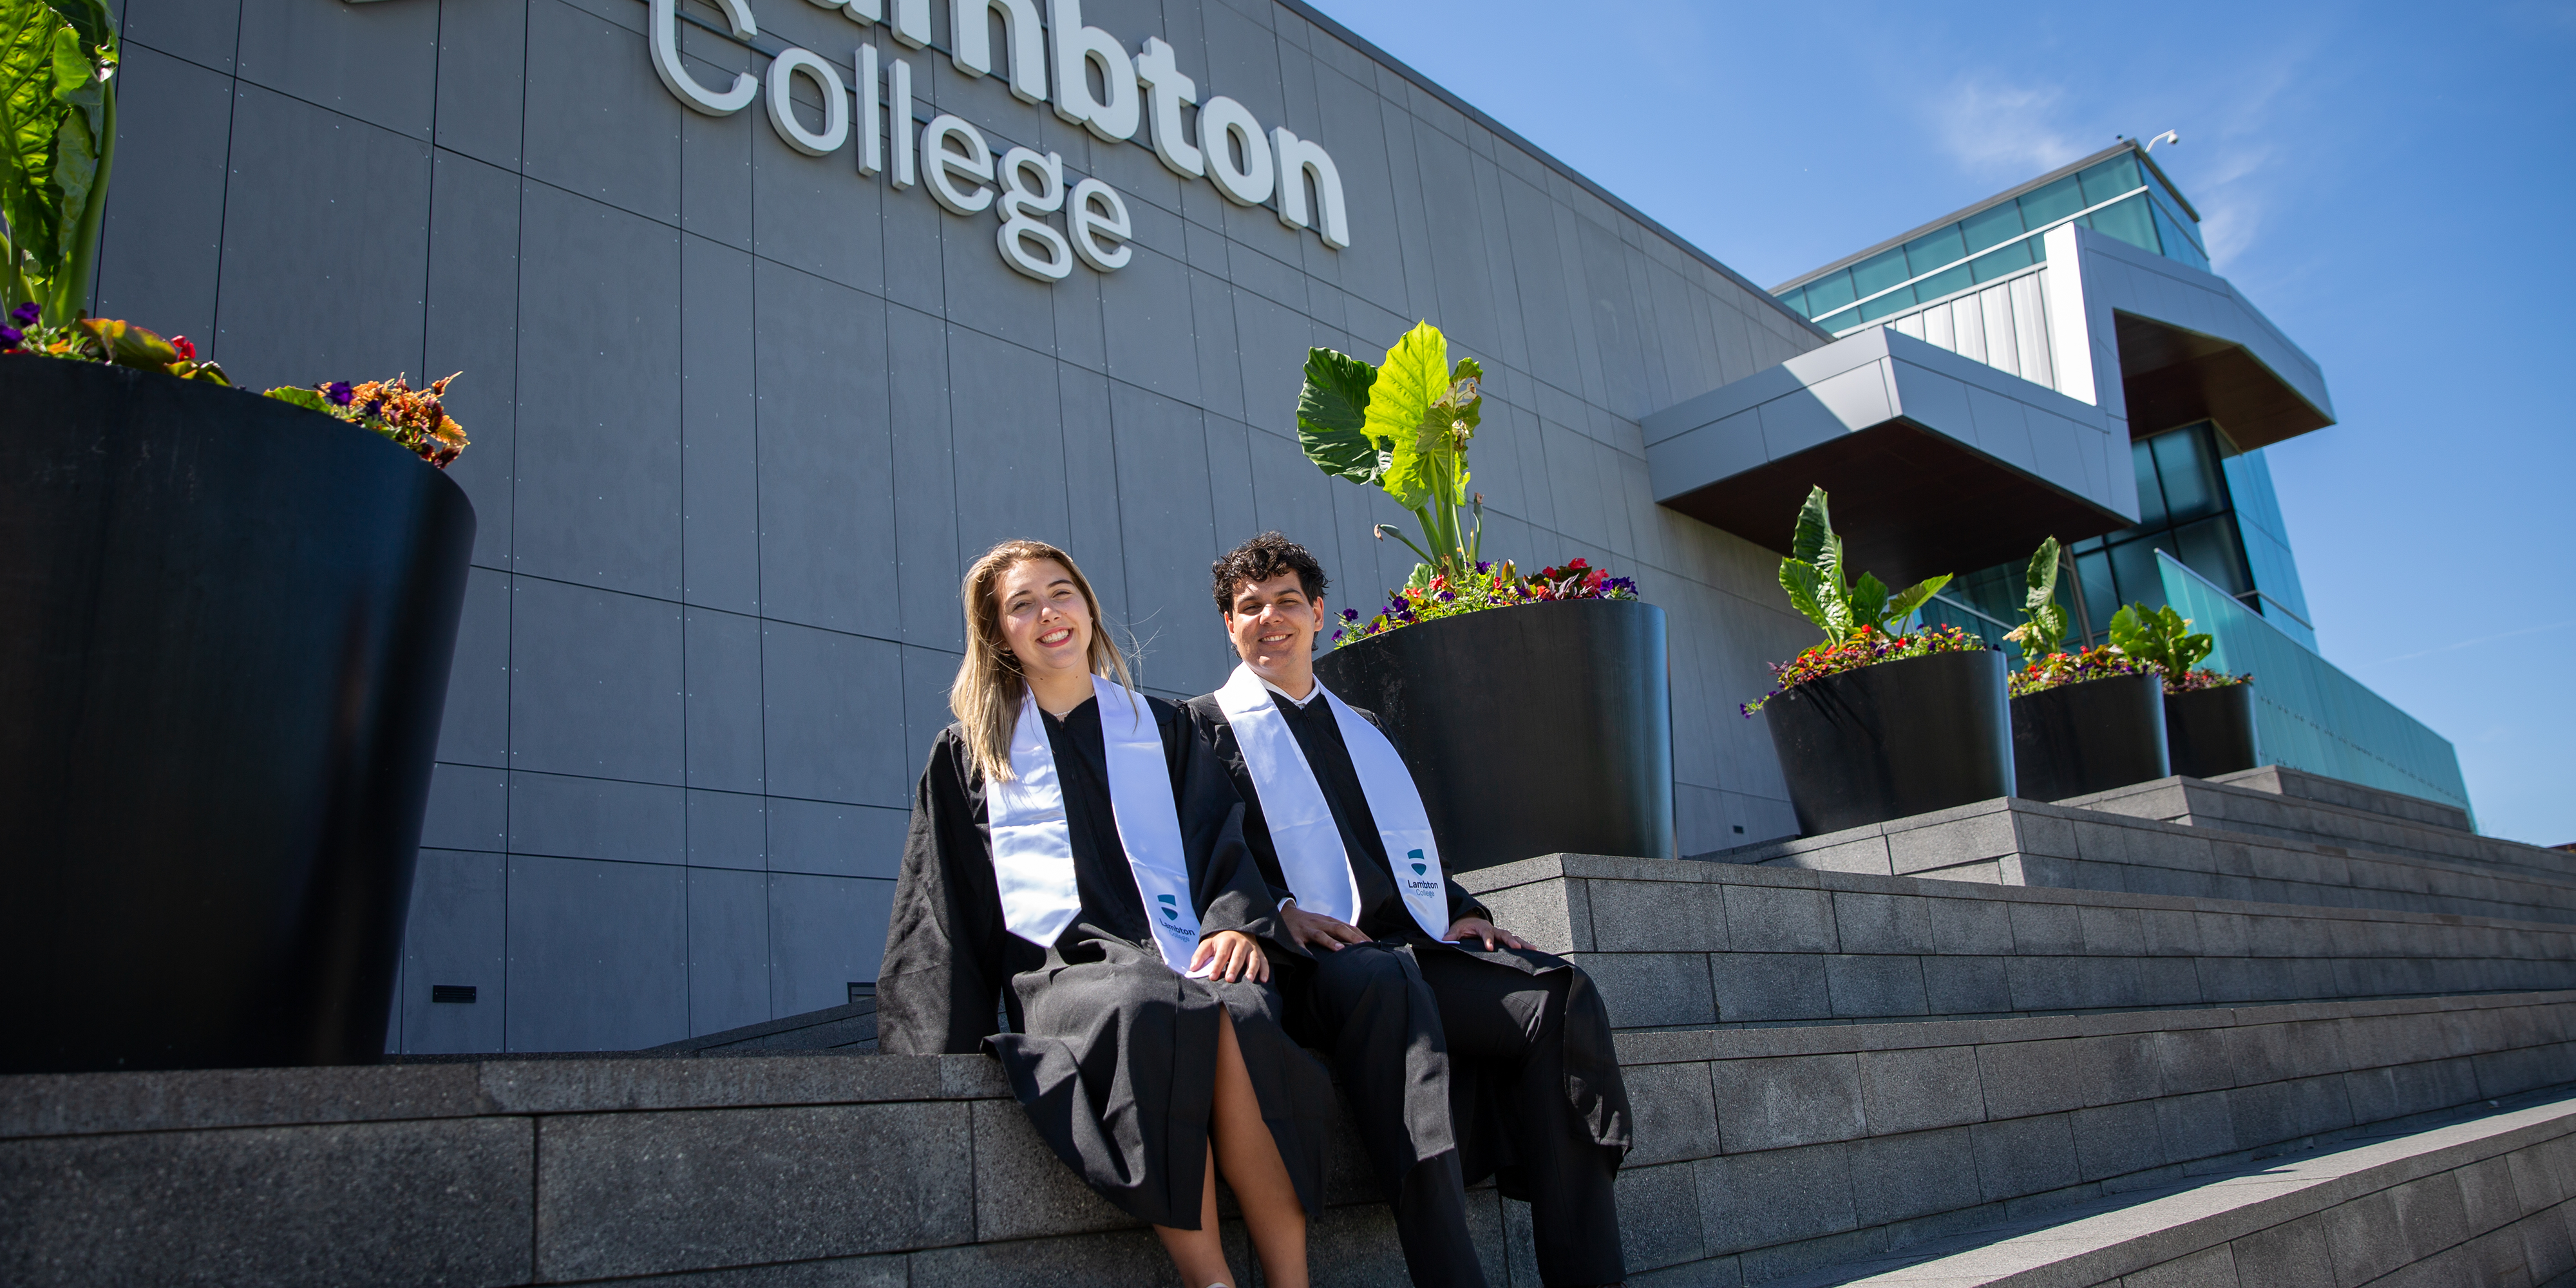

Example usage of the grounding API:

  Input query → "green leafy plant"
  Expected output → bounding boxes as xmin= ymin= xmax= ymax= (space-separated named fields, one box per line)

xmin=2001 ymin=536 xmax=2069 ymax=657
xmin=1 ymin=0 xmax=117 ymax=328
xmin=2107 ymin=603 xmax=2212 ymax=677
xmin=6 ymin=308 xmax=226 ymax=380
xmin=1776 ymin=486 xmax=1951 ymax=646
xmin=1297 ymin=321 xmax=1485 ymax=584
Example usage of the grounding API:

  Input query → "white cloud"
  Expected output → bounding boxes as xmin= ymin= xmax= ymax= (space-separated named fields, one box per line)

xmin=1931 ymin=79 xmax=2093 ymax=178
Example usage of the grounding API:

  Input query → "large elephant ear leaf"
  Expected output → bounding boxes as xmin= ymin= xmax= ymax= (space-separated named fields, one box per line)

xmin=1369 ymin=322 xmax=1452 ymax=511
xmin=1777 ymin=559 xmax=1831 ymax=639
xmin=1296 ymin=346 xmax=1381 ymax=485
xmin=1 ymin=3 xmax=70 ymax=278
xmin=1847 ymin=572 xmax=1889 ymax=633
xmin=1884 ymin=573 xmax=1951 ymax=627
xmin=2025 ymin=537 xmax=2060 ymax=609
xmin=1791 ymin=486 xmax=1833 ymax=567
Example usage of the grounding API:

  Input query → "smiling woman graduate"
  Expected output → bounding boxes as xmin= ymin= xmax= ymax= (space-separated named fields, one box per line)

xmin=878 ymin=540 xmax=1331 ymax=1288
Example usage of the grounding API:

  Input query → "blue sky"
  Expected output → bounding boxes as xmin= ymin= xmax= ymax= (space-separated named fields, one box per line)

xmin=1309 ymin=0 xmax=2576 ymax=845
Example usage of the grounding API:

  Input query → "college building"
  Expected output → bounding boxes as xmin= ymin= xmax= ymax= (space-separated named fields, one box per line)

xmin=97 ymin=0 xmax=2461 ymax=1057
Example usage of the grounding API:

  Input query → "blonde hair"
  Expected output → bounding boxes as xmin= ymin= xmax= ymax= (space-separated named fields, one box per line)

xmin=952 ymin=540 xmax=1138 ymax=784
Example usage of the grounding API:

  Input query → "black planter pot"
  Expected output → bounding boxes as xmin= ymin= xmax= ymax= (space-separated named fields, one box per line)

xmin=1763 ymin=649 xmax=2013 ymax=836
xmin=2166 ymin=682 xmax=2260 ymax=779
xmin=2008 ymin=673 xmax=2170 ymax=802
xmin=1312 ymin=597 xmax=1671 ymax=871
xmin=0 ymin=357 xmax=476 ymax=1074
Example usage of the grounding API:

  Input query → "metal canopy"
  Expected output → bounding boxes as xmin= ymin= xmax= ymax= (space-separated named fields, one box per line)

xmin=1645 ymin=328 xmax=2135 ymax=590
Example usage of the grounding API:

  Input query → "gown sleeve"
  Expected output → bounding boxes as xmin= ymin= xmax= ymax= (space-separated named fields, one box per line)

xmin=877 ymin=730 xmax=1010 ymax=1055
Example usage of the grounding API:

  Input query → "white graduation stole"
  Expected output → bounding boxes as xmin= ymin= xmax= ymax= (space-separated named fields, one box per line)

xmin=1214 ymin=663 xmax=1452 ymax=942
xmin=986 ymin=674 xmax=1211 ymax=976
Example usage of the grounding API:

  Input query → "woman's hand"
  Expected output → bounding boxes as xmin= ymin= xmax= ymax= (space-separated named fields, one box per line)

xmin=1280 ymin=902 xmax=1370 ymax=952
xmin=1189 ymin=929 xmax=1271 ymax=983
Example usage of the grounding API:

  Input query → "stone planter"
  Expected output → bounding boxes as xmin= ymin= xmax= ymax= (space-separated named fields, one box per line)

xmin=1763 ymin=648 xmax=2012 ymax=836
xmin=0 ymin=357 xmax=477 ymax=1073
xmin=2166 ymin=681 xmax=2261 ymax=780
xmin=1313 ymin=597 xmax=1671 ymax=870
xmin=2009 ymin=672 xmax=2170 ymax=801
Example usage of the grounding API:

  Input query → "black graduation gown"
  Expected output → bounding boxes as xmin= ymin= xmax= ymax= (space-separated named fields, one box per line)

xmin=878 ymin=694 xmax=1334 ymax=1229
xmin=1181 ymin=691 xmax=1633 ymax=1197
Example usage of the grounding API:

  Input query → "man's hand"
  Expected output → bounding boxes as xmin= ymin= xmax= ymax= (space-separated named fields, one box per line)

xmin=1190 ymin=929 xmax=1270 ymax=983
xmin=1281 ymin=901 xmax=1370 ymax=952
xmin=1444 ymin=916 xmax=1530 ymax=952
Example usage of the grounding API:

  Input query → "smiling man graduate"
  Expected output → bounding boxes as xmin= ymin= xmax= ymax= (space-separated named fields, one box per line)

xmin=1182 ymin=533 xmax=1631 ymax=1288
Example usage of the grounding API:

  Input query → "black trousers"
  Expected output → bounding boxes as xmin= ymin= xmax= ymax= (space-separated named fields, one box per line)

xmin=1305 ymin=942 xmax=1625 ymax=1288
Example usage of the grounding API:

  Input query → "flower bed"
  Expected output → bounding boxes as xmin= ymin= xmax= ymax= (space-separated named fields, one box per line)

xmin=1335 ymin=558 xmax=1636 ymax=645
xmin=1742 ymin=623 xmax=1985 ymax=714
xmin=2006 ymin=645 xmax=2154 ymax=699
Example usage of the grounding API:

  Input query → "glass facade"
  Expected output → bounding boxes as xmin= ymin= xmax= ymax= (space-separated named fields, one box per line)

xmin=2065 ymin=422 xmax=2318 ymax=651
xmin=2159 ymin=553 xmax=2470 ymax=816
xmin=1773 ymin=147 xmax=2210 ymax=334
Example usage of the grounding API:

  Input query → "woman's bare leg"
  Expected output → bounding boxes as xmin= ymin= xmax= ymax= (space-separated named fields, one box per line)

xmin=1152 ymin=1153 xmax=1234 ymax=1287
xmin=1211 ymin=1007 xmax=1309 ymax=1288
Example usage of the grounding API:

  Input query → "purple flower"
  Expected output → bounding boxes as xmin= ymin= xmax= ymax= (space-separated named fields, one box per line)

xmin=1437 ymin=590 xmax=1455 ymax=602
xmin=365 ymin=398 xmax=385 ymax=417
xmin=325 ymin=382 xmax=355 ymax=406
xmin=8 ymin=303 xmax=37 ymax=327
xmin=1475 ymin=561 xmax=1492 ymax=573
xmin=1341 ymin=609 xmax=1358 ymax=621
xmin=0 ymin=325 xmax=20 ymax=350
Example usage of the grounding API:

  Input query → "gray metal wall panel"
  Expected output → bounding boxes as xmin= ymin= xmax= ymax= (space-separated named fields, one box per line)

xmin=504 ymin=854 xmax=689 ymax=1050
xmin=104 ymin=0 xmax=1834 ymax=1052
xmin=91 ymin=46 xmax=231 ymax=354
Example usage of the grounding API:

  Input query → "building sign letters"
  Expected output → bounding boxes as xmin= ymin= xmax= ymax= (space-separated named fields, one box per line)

xmin=648 ymin=0 xmax=1350 ymax=282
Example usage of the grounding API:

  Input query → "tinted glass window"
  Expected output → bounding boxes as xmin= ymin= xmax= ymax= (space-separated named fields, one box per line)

xmin=1859 ymin=284 xmax=1917 ymax=320
xmin=1851 ymin=247 xmax=1910 ymax=298
xmin=2085 ymin=193 xmax=2159 ymax=253
xmin=2131 ymin=439 xmax=2167 ymax=529
xmin=1904 ymin=225 xmax=1966 ymax=276
xmin=2074 ymin=549 xmax=2119 ymax=638
xmin=2173 ymin=516 xmax=2251 ymax=596
xmin=1912 ymin=263 xmax=1973 ymax=303
xmin=2151 ymin=426 xmax=2225 ymax=523
xmin=1778 ymin=285 xmax=1808 ymax=317
xmin=2107 ymin=536 xmax=2170 ymax=614
xmin=1961 ymin=202 xmax=2026 ymax=254
xmin=2017 ymin=176 xmax=2083 ymax=227
xmin=2078 ymin=153 xmax=2143 ymax=206
xmin=1971 ymin=238 xmax=2036 ymax=281
xmin=1805 ymin=270 xmax=1855 ymax=315
xmin=2150 ymin=200 xmax=2210 ymax=272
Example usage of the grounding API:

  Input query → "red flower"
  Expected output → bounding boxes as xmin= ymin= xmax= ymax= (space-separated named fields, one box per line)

xmin=171 ymin=336 xmax=196 ymax=361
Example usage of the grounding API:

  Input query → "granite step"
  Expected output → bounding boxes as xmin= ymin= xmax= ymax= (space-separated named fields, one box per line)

xmin=1461 ymin=855 xmax=2576 ymax=1032
xmin=10 ymin=990 xmax=2574 ymax=1288
xmin=1777 ymin=1088 xmax=2576 ymax=1287
xmin=2217 ymin=764 xmax=2475 ymax=835
xmin=2069 ymin=772 xmax=2574 ymax=884
xmin=1690 ymin=794 xmax=2576 ymax=927
xmin=1601 ymin=990 xmax=2576 ymax=1286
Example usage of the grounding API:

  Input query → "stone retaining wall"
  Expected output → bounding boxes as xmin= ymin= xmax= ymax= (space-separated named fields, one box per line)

xmin=1463 ymin=855 xmax=2576 ymax=1030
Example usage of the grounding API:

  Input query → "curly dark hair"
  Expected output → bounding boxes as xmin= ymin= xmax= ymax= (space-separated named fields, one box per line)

xmin=1211 ymin=532 xmax=1331 ymax=613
